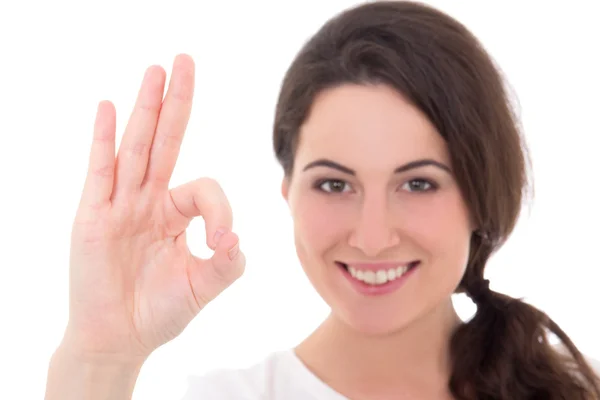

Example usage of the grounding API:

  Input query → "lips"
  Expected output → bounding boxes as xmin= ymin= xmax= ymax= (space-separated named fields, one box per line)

xmin=336 ymin=261 xmax=419 ymax=271
xmin=335 ymin=260 xmax=420 ymax=295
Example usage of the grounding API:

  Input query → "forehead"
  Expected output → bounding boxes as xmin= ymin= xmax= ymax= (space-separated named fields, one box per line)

xmin=297 ymin=84 xmax=450 ymax=170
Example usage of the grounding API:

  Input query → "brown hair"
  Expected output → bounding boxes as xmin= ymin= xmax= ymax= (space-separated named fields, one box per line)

xmin=272 ymin=1 xmax=600 ymax=398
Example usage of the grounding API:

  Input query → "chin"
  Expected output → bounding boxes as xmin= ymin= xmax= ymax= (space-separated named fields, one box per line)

xmin=332 ymin=301 xmax=422 ymax=337
xmin=330 ymin=291 xmax=457 ymax=339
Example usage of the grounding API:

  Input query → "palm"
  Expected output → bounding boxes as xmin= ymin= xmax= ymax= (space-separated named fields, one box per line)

xmin=130 ymin=209 xmax=198 ymax=354
xmin=66 ymin=55 xmax=245 ymax=359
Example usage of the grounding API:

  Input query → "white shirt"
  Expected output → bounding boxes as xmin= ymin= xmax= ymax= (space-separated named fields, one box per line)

xmin=181 ymin=349 xmax=346 ymax=400
xmin=181 ymin=348 xmax=600 ymax=400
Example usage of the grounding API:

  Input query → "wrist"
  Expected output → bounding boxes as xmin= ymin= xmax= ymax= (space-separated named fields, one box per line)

xmin=59 ymin=323 xmax=153 ymax=363
xmin=56 ymin=339 xmax=149 ymax=367
xmin=46 ymin=344 xmax=146 ymax=400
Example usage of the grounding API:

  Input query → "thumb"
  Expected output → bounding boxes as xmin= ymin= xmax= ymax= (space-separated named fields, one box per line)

xmin=188 ymin=229 xmax=246 ymax=309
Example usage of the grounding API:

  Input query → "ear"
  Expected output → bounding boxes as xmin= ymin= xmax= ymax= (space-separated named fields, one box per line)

xmin=281 ymin=177 xmax=290 ymax=202
xmin=468 ymin=213 xmax=478 ymax=233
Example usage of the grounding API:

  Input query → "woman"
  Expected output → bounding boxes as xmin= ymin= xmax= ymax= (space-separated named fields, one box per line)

xmin=45 ymin=1 xmax=600 ymax=399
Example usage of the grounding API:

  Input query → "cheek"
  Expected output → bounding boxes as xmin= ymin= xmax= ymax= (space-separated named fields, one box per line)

xmin=400 ymin=190 xmax=471 ymax=244
xmin=293 ymin=195 xmax=346 ymax=258
xmin=399 ymin=191 xmax=472 ymax=280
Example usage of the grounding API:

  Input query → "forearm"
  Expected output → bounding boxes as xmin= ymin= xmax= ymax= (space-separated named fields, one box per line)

xmin=44 ymin=344 xmax=146 ymax=400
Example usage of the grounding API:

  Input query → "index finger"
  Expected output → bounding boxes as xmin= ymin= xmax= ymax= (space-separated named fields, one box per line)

xmin=167 ymin=177 xmax=234 ymax=251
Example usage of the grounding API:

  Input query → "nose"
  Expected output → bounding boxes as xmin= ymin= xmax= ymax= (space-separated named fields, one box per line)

xmin=347 ymin=193 xmax=401 ymax=257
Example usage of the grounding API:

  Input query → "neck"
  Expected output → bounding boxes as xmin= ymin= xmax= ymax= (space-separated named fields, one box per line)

xmin=295 ymin=299 xmax=461 ymax=398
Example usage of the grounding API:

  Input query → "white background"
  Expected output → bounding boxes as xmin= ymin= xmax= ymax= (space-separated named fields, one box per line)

xmin=0 ymin=1 xmax=598 ymax=399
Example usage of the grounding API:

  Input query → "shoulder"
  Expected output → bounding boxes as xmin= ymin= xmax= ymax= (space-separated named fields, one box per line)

xmin=180 ymin=350 xmax=295 ymax=400
xmin=181 ymin=348 xmax=348 ymax=400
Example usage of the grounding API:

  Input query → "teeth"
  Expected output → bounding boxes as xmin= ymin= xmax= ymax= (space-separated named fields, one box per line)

xmin=387 ymin=268 xmax=397 ymax=280
xmin=375 ymin=270 xmax=387 ymax=284
xmin=363 ymin=271 xmax=375 ymax=284
xmin=348 ymin=264 xmax=412 ymax=286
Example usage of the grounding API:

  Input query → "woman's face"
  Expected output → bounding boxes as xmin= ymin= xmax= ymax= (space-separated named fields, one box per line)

xmin=282 ymin=84 xmax=475 ymax=335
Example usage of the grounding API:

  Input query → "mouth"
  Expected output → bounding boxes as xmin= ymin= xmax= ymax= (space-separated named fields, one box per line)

xmin=335 ymin=260 xmax=420 ymax=295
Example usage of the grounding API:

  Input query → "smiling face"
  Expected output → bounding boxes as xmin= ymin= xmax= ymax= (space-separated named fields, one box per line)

xmin=282 ymin=84 xmax=475 ymax=335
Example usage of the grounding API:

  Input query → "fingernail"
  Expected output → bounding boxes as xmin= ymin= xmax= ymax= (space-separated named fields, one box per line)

xmin=213 ymin=228 xmax=226 ymax=246
xmin=228 ymin=242 xmax=240 ymax=260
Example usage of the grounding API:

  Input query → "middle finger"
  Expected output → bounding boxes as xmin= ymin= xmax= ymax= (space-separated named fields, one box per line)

xmin=142 ymin=54 xmax=195 ymax=191
xmin=113 ymin=65 xmax=166 ymax=195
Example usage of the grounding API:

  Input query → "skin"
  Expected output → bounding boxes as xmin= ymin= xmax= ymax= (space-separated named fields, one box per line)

xmin=281 ymin=84 xmax=476 ymax=399
xmin=45 ymin=54 xmax=246 ymax=400
xmin=45 ymin=54 xmax=599 ymax=400
xmin=45 ymin=54 xmax=480 ymax=399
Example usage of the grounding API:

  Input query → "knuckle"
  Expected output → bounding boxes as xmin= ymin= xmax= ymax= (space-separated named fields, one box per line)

xmin=172 ymin=90 xmax=192 ymax=103
xmin=171 ymin=83 xmax=193 ymax=102
xmin=196 ymin=178 xmax=225 ymax=197
xmin=148 ymin=174 xmax=170 ymax=188
xmin=234 ymin=256 xmax=246 ymax=279
xmin=92 ymin=165 xmax=114 ymax=178
xmin=176 ymin=177 xmax=232 ymax=222
xmin=93 ymin=132 xmax=115 ymax=142
xmin=138 ymin=101 xmax=160 ymax=113
xmin=195 ymin=178 xmax=228 ymax=201
xmin=155 ymin=130 xmax=181 ymax=150
xmin=195 ymin=176 xmax=220 ymax=188
xmin=127 ymin=142 xmax=148 ymax=156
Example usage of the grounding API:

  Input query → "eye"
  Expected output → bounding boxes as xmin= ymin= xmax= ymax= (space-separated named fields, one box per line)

xmin=401 ymin=178 xmax=437 ymax=192
xmin=315 ymin=179 xmax=351 ymax=194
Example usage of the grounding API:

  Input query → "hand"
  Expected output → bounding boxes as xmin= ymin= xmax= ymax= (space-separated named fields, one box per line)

xmin=63 ymin=54 xmax=245 ymax=360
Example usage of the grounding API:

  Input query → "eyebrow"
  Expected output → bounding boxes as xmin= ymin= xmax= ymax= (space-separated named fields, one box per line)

xmin=302 ymin=158 xmax=452 ymax=175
